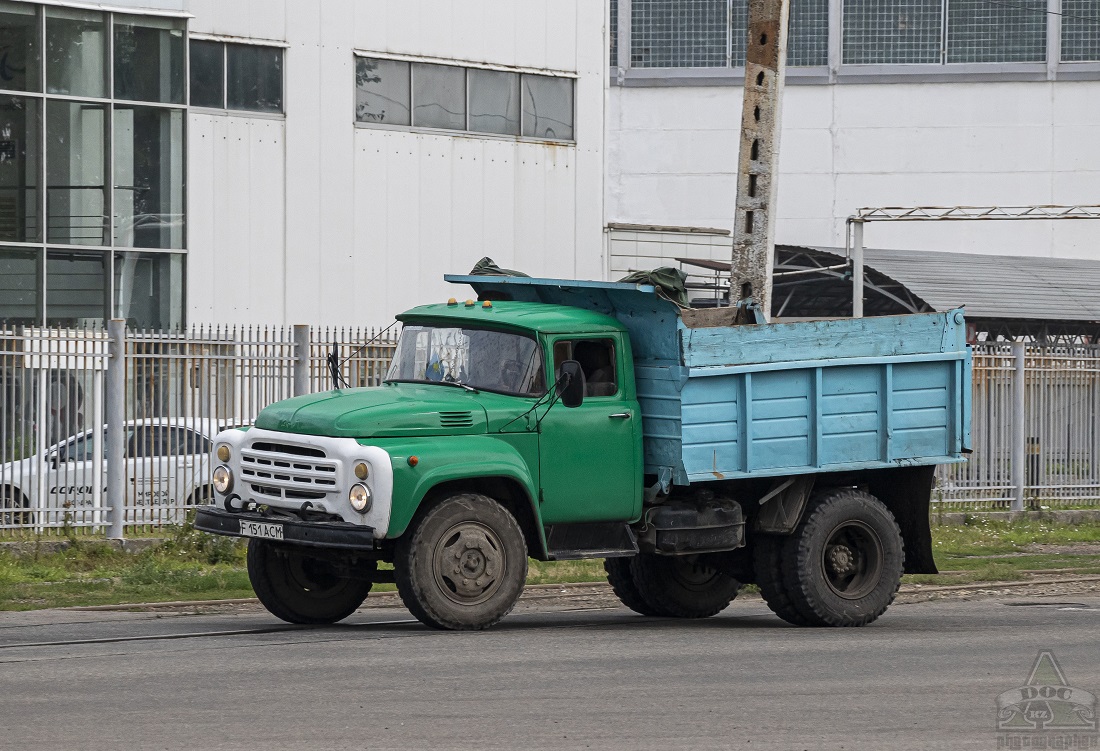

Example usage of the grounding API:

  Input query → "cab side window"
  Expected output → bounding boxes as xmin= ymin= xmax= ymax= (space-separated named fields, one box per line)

xmin=553 ymin=338 xmax=618 ymax=397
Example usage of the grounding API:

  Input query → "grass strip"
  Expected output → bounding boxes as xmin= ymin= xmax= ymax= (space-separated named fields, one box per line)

xmin=0 ymin=517 xmax=1097 ymax=611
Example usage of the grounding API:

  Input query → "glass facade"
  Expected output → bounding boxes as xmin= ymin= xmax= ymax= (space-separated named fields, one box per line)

xmin=188 ymin=39 xmax=284 ymax=113
xmin=0 ymin=4 xmax=186 ymax=330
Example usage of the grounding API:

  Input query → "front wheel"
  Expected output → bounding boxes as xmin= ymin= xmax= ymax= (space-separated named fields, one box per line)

xmin=247 ymin=540 xmax=374 ymax=624
xmin=630 ymin=553 xmax=740 ymax=618
xmin=394 ymin=493 xmax=527 ymax=631
xmin=780 ymin=488 xmax=904 ymax=627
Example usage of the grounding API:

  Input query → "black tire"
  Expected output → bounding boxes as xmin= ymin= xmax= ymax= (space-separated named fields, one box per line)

xmin=752 ymin=534 xmax=812 ymax=626
xmin=630 ymin=553 xmax=740 ymax=618
xmin=604 ymin=557 xmax=661 ymax=616
xmin=0 ymin=487 xmax=32 ymax=527
xmin=187 ymin=485 xmax=213 ymax=506
xmin=247 ymin=539 xmax=374 ymax=625
xmin=394 ymin=493 xmax=527 ymax=631
xmin=780 ymin=488 xmax=904 ymax=627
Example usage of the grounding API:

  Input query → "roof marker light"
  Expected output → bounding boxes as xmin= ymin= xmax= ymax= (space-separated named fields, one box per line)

xmin=465 ymin=300 xmax=475 ymax=307
xmin=447 ymin=298 xmax=458 ymax=306
xmin=482 ymin=300 xmax=492 ymax=309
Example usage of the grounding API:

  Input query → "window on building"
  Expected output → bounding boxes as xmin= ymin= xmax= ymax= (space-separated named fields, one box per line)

xmin=355 ymin=56 xmax=576 ymax=142
xmin=227 ymin=44 xmax=283 ymax=112
xmin=114 ymin=14 xmax=185 ymax=104
xmin=1061 ymin=0 xmax=1100 ymax=62
xmin=617 ymin=0 xmax=1073 ymax=72
xmin=0 ymin=247 xmax=39 ymax=325
xmin=412 ymin=63 xmax=466 ymax=130
xmin=189 ymin=40 xmax=284 ymax=113
xmin=355 ymin=57 xmax=410 ymax=125
xmin=0 ymin=1 xmax=40 ymax=92
xmin=521 ymin=74 xmax=573 ymax=140
xmin=0 ymin=95 xmax=40 ymax=243
xmin=0 ymin=4 xmax=187 ymax=330
xmin=946 ymin=0 xmax=1045 ymax=63
xmin=188 ymin=40 xmax=224 ymax=108
xmin=469 ymin=68 xmax=520 ymax=135
xmin=842 ymin=0 xmax=943 ymax=64
xmin=45 ymin=7 xmax=107 ymax=98
xmin=631 ymin=0 xmax=729 ymax=68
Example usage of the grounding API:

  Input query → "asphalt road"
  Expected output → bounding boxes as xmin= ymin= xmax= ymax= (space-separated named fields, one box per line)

xmin=1 ymin=593 xmax=1098 ymax=751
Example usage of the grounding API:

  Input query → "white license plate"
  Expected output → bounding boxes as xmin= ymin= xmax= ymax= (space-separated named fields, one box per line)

xmin=239 ymin=520 xmax=284 ymax=541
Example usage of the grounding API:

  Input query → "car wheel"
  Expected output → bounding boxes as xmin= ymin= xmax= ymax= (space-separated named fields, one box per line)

xmin=0 ymin=487 xmax=32 ymax=527
xmin=394 ymin=493 xmax=527 ymax=631
xmin=247 ymin=539 xmax=374 ymax=624
xmin=604 ymin=556 xmax=662 ymax=616
xmin=780 ymin=488 xmax=904 ymax=627
xmin=630 ymin=553 xmax=740 ymax=618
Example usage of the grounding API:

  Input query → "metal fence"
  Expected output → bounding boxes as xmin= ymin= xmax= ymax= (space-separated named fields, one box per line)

xmin=0 ymin=324 xmax=397 ymax=537
xmin=936 ymin=343 xmax=1100 ymax=510
xmin=3 ymin=329 xmax=1099 ymax=536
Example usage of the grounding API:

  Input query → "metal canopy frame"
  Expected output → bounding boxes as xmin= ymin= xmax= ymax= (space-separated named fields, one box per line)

xmin=845 ymin=205 xmax=1100 ymax=318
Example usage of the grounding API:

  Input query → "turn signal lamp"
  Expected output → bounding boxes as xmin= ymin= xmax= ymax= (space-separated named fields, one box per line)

xmin=408 ymin=456 xmax=419 ymax=467
xmin=216 ymin=444 xmax=231 ymax=462
xmin=354 ymin=462 xmax=369 ymax=480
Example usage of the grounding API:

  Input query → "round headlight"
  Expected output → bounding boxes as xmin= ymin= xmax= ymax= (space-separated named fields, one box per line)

xmin=213 ymin=465 xmax=233 ymax=494
xmin=216 ymin=444 xmax=231 ymax=462
xmin=354 ymin=461 xmax=369 ymax=480
xmin=349 ymin=483 xmax=372 ymax=513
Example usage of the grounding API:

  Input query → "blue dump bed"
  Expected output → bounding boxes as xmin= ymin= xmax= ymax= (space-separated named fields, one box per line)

xmin=447 ymin=275 xmax=972 ymax=488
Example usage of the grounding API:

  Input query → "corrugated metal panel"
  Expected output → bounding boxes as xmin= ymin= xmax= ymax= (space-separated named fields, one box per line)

xmin=855 ymin=247 xmax=1100 ymax=322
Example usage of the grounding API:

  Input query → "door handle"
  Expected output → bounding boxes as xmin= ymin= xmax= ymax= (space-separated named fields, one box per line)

xmin=608 ymin=413 xmax=631 ymax=419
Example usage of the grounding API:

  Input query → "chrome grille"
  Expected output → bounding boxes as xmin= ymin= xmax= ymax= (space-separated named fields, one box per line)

xmin=241 ymin=440 xmax=338 ymax=501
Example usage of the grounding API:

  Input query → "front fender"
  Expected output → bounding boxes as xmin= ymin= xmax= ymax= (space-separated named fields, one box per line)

xmin=368 ymin=435 xmax=540 ymax=542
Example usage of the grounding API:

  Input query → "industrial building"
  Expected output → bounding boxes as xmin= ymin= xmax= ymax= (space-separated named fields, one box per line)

xmin=0 ymin=0 xmax=1098 ymax=330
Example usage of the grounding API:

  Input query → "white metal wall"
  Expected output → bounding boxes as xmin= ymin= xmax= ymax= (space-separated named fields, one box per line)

xmin=607 ymin=81 xmax=1100 ymax=260
xmin=175 ymin=0 xmax=607 ymax=326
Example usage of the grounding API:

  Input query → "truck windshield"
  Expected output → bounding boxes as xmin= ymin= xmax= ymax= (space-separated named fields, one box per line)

xmin=385 ymin=325 xmax=546 ymax=396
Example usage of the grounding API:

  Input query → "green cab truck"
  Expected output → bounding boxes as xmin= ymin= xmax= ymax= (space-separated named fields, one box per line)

xmin=195 ymin=274 xmax=971 ymax=630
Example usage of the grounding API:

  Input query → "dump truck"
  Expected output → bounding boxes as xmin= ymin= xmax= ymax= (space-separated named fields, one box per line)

xmin=195 ymin=274 xmax=971 ymax=630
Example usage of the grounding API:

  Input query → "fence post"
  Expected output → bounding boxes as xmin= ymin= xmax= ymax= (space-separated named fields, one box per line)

xmin=293 ymin=324 xmax=311 ymax=397
xmin=1011 ymin=341 xmax=1026 ymax=513
xmin=106 ymin=319 xmax=126 ymax=540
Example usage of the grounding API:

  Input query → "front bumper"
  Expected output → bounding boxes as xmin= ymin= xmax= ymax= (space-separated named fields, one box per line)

xmin=195 ymin=507 xmax=377 ymax=550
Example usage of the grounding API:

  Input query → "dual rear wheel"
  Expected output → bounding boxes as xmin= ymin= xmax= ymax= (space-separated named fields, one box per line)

xmin=605 ymin=553 xmax=741 ymax=618
xmin=755 ymin=489 xmax=904 ymax=627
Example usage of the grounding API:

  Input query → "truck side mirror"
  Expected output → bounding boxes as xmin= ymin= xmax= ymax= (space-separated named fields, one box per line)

xmin=558 ymin=360 xmax=585 ymax=408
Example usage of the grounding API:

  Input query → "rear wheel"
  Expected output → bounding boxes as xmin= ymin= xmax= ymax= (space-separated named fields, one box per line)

xmin=247 ymin=540 xmax=374 ymax=624
xmin=780 ymin=488 xmax=904 ymax=627
xmin=752 ymin=534 xmax=812 ymax=626
xmin=630 ymin=553 xmax=740 ymax=618
xmin=604 ymin=557 xmax=661 ymax=616
xmin=394 ymin=493 xmax=527 ymax=631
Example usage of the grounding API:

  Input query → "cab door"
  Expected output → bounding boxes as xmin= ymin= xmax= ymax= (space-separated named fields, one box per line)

xmin=537 ymin=335 xmax=642 ymax=524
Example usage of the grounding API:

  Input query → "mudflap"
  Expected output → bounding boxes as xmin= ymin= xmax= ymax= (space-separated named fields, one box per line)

xmin=866 ymin=465 xmax=938 ymax=575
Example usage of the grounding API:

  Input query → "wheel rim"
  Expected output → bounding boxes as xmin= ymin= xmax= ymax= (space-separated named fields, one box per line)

xmin=284 ymin=551 xmax=347 ymax=599
xmin=432 ymin=521 xmax=507 ymax=606
xmin=820 ymin=520 xmax=884 ymax=599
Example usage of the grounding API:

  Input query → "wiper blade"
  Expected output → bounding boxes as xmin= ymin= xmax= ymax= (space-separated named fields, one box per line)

xmin=384 ymin=378 xmax=478 ymax=393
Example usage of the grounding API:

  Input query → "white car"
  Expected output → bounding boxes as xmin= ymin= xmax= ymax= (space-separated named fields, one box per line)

xmin=0 ymin=418 xmax=223 ymax=528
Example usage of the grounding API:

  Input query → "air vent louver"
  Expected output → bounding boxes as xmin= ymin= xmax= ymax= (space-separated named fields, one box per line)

xmin=439 ymin=411 xmax=474 ymax=428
